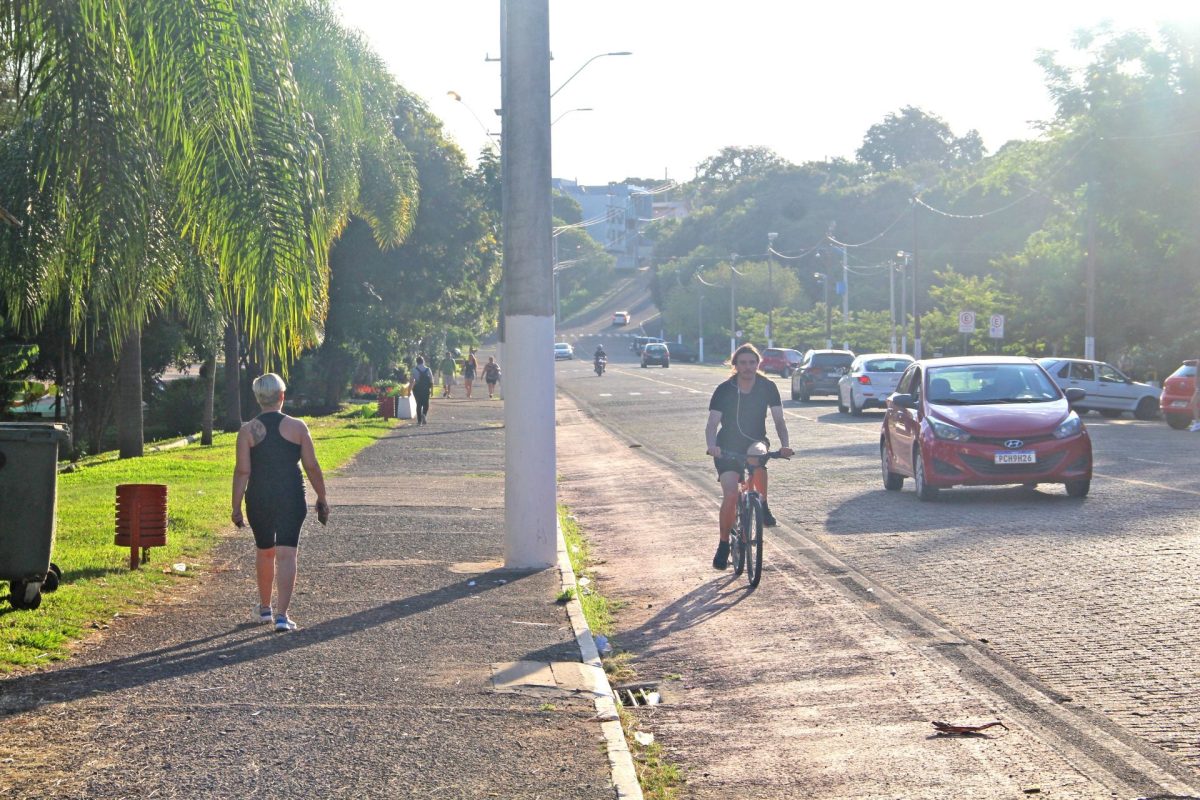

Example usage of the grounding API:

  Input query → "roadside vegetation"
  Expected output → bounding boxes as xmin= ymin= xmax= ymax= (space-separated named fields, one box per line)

xmin=0 ymin=407 xmax=393 ymax=671
xmin=559 ymin=506 xmax=683 ymax=800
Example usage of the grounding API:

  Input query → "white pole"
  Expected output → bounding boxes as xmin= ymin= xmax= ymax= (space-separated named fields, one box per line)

xmin=841 ymin=245 xmax=850 ymax=350
xmin=889 ymin=261 xmax=897 ymax=352
xmin=698 ymin=293 xmax=705 ymax=363
xmin=502 ymin=0 xmax=556 ymax=569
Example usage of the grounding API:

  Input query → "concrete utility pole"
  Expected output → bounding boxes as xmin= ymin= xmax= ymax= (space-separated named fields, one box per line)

xmin=889 ymin=259 xmax=897 ymax=353
xmin=1084 ymin=183 xmax=1096 ymax=361
xmin=912 ymin=201 xmax=922 ymax=359
xmin=841 ymin=243 xmax=849 ymax=350
xmin=766 ymin=232 xmax=777 ymax=347
xmin=729 ymin=253 xmax=738 ymax=358
xmin=501 ymin=0 xmax=556 ymax=568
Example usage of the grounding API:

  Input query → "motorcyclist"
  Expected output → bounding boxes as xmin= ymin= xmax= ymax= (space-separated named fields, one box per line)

xmin=594 ymin=344 xmax=607 ymax=374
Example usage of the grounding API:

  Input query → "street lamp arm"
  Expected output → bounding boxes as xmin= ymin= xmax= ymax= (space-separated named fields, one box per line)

xmin=551 ymin=107 xmax=593 ymax=126
xmin=551 ymin=51 xmax=632 ymax=98
xmin=695 ymin=273 xmax=725 ymax=288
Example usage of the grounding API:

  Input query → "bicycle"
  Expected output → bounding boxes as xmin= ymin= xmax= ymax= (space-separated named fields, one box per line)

xmin=720 ymin=449 xmax=787 ymax=587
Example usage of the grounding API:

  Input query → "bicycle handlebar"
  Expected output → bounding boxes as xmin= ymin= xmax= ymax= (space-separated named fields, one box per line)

xmin=717 ymin=449 xmax=790 ymax=462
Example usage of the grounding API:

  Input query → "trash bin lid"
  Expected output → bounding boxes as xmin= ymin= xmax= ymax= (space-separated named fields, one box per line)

xmin=0 ymin=422 xmax=71 ymax=446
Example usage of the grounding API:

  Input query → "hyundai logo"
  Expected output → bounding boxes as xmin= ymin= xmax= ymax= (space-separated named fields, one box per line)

xmin=1004 ymin=439 xmax=1024 ymax=449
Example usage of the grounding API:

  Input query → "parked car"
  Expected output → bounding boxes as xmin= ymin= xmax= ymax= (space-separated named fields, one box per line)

xmin=880 ymin=356 xmax=1092 ymax=500
xmin=790 ymin=349 xmax=854 ymax=402
xmin=838 ymin=353 xmax=914 ymax=415
xmin=760 ymin=348 xmax=803 ymax=377
xmin=1160 ymin=360 xmax=1197 ymax=429
xmin=1036 ymin=357 xmax=1160 ymax=420
xmin=666 ymin=341 xmax=699 ymax=363
xmin=553 ymin=342 xmax=574 ymax=360
xmin=612 ymin=311 xmax=630 ymax=326
xmin=631 ymin=335 xmax=663 ymax=354
xmin=641 ymin=342 xmax=670 ymax=368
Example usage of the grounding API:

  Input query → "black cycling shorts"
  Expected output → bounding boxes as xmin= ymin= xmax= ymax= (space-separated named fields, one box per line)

xmin=246 ymin=493 xmax=307 ymax=549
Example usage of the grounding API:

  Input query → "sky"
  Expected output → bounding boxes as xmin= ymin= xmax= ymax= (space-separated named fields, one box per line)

xmin=334 ymin=1 xmax=1198 ymax=186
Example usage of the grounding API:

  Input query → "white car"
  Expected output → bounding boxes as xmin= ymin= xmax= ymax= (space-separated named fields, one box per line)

xmin=837 ymin=353 xmax=914 ymax=415
xmin=612 ymin=311 xmax=630 ymax=326
xmin=554 ymin=342 xmax=574 ymax=360
xmin=1036 ymin=357 xmax=1160 ymax=420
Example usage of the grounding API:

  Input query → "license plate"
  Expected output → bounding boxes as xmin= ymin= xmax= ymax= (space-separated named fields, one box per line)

xmin=995 ymin=452 xmax=1036 ymax=465
xmin=1171 ymin=400 xmax=1189 ymax=407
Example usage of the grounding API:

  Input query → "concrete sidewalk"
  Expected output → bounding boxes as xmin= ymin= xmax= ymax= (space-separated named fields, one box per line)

xmin=0 ymin=399 xmax=618 ymax=799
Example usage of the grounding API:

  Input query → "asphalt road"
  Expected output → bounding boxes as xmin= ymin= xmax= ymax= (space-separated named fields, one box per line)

xmin=556 ymin=355 xmax=1200 ymax=783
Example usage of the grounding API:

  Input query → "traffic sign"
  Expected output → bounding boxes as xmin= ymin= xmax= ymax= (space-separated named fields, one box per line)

xmin=988 ymin=314 xmax=1005 ymax=339
xmin=958 ymin=311 xmax=976 ymax=334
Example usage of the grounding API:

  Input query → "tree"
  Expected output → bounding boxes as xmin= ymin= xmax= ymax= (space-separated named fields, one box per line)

xmin=856 ymin=106 xmax=986 ymax=172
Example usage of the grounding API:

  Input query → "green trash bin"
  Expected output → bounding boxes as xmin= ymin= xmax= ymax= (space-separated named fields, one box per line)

xmin=0 ymin=422 xmax=70 ymax=610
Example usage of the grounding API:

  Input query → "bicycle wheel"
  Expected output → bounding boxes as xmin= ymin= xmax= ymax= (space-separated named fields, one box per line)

xmin=745 ymin=494 xmax=765 ymax=587
xmin=731 ymin=500 xmax=747 ymax=576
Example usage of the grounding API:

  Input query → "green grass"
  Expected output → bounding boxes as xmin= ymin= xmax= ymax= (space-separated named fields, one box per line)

xmin=558 ymin=505 xmax=683 ymax=799
xmin=0 ymin=407 xmax=396 ymax=671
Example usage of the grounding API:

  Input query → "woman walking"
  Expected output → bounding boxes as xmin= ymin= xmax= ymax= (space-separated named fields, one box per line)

xmin=231 ymin=373 xmax=328 ymax=632
xmin=463 ymin=349 xmax=478 ymax=399
xmin=410 ymin=355 xmax=434 ymax=424
xmin=482 ymin=356 xmax=501 ymax=399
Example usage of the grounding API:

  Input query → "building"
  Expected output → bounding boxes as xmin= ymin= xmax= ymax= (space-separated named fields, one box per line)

xmin=552 ymin=179 xmax=661 ymax=271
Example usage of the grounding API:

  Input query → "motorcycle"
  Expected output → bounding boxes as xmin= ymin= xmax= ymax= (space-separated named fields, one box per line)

xmin=594 ymin=357 xmax=607 ymax=376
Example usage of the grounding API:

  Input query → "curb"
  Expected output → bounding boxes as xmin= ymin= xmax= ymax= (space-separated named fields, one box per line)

xmin=556 ymin=520 xmax=643 ymax=800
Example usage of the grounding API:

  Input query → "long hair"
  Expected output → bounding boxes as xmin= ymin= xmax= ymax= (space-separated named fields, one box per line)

xmin=729 ymin=343 xmax=762 ymax=375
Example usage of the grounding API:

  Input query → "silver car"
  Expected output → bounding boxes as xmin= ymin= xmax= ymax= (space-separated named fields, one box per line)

xmin=837 ymin=353 xmax=914 ymax=415
xmin=1036 ymin=357 xmax=1159 ymax=420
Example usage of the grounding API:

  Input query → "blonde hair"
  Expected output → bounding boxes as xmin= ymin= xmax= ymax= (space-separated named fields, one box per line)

xmin=252 ymin=373 xmax=287 ymax=407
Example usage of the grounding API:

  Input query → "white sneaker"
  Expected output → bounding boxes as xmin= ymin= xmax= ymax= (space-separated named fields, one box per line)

xmin=254 ymin=604 xmax=273 ymax=624
xmin=1189 ymin=420 xmax=1200 ymax=432
xmin=274 ymin=614 xmax=297 ymax=632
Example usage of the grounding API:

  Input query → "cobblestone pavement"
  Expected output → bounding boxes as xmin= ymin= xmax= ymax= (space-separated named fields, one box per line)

xmin=556 ymin=354 xmax=1200 ymax=780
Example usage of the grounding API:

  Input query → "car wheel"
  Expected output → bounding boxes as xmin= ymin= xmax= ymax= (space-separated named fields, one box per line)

xmin=1134 ymin=397 xmax=1159 ymax=421
xmin=849 ymin=392 xmax=863 ymax=417
xmin=663 ymin=362 xmax=669 ymax=368
xmin=799 ymin=390 xmax=810 ymax=403
xmin=641 ymin=362 xmax=647 ymax=368
xmin=790 ymin=383 xmax=799 ymax=401
xmin=1099 ymin=409 xmax=1123 ymax=419
xmin=913 ymin=449 xmax=939 ymax=501
xmin=881 ymin=442 xmax=903 ymax=491
xmin=1166 ymin=413 xmax=1191 ymax=430
xmin=837 ymin=391 xmax=848 ymax=414
xmin=1065 ymin=478 xmax=1090 ymax=498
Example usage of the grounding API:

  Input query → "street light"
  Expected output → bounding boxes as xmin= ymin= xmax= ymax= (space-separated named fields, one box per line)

xmin=766 ymin=232 xmax=778 ymax=347
xmin=446 ymin=90 xmax=499 ymax=153
xmin=551 ymin=51 xmax=632 ymax=98
xmin=813 ymin=272 xmax=833 ymax=349
xmin=896 ymin=251 xmax=911 ymax=354
xmin=729 ymin=253 xmax=741 ymax=358
xmin=551 ymin=107 xmax=593 ymax=126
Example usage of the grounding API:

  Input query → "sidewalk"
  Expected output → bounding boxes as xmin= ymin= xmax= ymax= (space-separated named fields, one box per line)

xmin=0 ymin=399 xmax=616 ymax=799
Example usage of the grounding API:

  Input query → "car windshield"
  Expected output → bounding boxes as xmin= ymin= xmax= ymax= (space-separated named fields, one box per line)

xmin=811 ymin=354 xmax=852 ymax=369
xmin=763 ymin=349 xmax=784 ymax=359
xmin=1169 ymin=362 xmax=1197 ymax=379
xmin=864 ymin=358 xmax=912 ymax=373
xmin=927 ymin=364 xmax=1060 ymax=405
xmin=646 ymin=344 xmax=666 ymax=353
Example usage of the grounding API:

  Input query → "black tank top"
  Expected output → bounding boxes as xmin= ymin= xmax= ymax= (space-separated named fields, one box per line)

xmin=247 ymin=411 xmax=303 ymax=500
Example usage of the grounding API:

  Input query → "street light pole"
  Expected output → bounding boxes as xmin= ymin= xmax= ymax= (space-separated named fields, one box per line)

xmin=912 ymin=201 xmax=922 ymax=359
xmin=729 ymin=253 xmax=738 ymax=358
xmin=550 ymin=51 xmax=632 ymax=98
xmin=888 ymin=259 xmax=897 ymax=352
xmin=550 ymin=107 xmax=593 ymax=126
xmin=815 ymin=273 xmax=832 ymax=349
xmin=766 ymin=232 xmax=777 ymax=347
xmin=840 ymin=243 xmax=849 ymax=350
xmin=698 ymin=292 xmax=705 ymax=363
xmin=897 ymin=251 xmax=910 ymax=354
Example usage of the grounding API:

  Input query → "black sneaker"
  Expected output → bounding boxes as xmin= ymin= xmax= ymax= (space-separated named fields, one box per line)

xmin=762 ymin=503 xmax=777 ymax=527
xmin=712 ymin=540 xmax=730 ymax=570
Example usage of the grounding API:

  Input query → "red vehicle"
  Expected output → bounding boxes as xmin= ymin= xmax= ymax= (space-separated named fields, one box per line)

xmin=758 ymin=348 xmax=802 ymax=377
xmin=881 ymin=357 xmax=1092 ymax=500
xmin=1160 ymin=360 xmax=1198 ymax=430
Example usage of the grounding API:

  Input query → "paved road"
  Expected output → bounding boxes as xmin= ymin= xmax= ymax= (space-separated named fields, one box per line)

xmin=557 ymin=357 xmax=1200 ymax=782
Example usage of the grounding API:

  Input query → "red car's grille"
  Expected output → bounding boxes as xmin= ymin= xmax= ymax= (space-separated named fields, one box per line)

xmin=969 ymin=433 xmax=1057 ymax=447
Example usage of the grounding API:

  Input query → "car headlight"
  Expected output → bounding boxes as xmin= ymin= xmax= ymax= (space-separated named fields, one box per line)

xmin=1054 ymin=414 xmax=1083 ymax=439
xmin=929 ymin=418 xmax=971 ymax=441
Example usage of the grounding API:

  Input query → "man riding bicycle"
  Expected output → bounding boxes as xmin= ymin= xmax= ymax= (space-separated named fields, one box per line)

xmin=705 ymin=343 xmax=793 ymax=570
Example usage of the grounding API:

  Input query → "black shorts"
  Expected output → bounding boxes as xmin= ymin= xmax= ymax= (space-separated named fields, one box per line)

xmin=246 ymin=492 xmax=307 ymax=549
xmin=713 ymin=440 xmax=770 ymax=479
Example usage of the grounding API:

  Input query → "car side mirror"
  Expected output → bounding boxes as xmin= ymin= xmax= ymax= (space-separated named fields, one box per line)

xmin=1064 ymin=387 xmax=1086 ymax=404
xmin=890 ymin=393 xmax=916 ymax=409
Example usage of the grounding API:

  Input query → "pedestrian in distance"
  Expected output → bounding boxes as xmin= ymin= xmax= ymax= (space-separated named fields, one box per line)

xmin=438 ymin=351 xmax=457 ymax=398
xmin=231 ymin=373 xmax=329 ymax=632
xmin=410 ymin=355 xmax=434 ymax=425
xmin=482 ymin=356 xmax=501 ymax=399
xmin=463 ymin=348 xmax=478 ymax=399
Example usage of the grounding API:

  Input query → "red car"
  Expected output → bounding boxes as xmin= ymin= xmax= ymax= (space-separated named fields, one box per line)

xmin=759 ymin=348 xmax=802 ymax=377
xmin=1160 ymin=360 xmax=1197 ymax=430
xmin=881 ymin=357 xmax=1092 ymax=500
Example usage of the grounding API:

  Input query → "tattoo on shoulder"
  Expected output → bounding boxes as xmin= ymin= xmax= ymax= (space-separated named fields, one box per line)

xmin=248 ymin=419 xmax=266 ymax=446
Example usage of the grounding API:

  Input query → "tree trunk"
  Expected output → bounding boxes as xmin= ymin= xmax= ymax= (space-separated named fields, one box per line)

xmin=222 ymin=320 xmax=241 ymax=432
xmin=201 ymin=351 xmax=217 ymax=445
xmin=117 ymin=329 xmax=144 ymax=459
